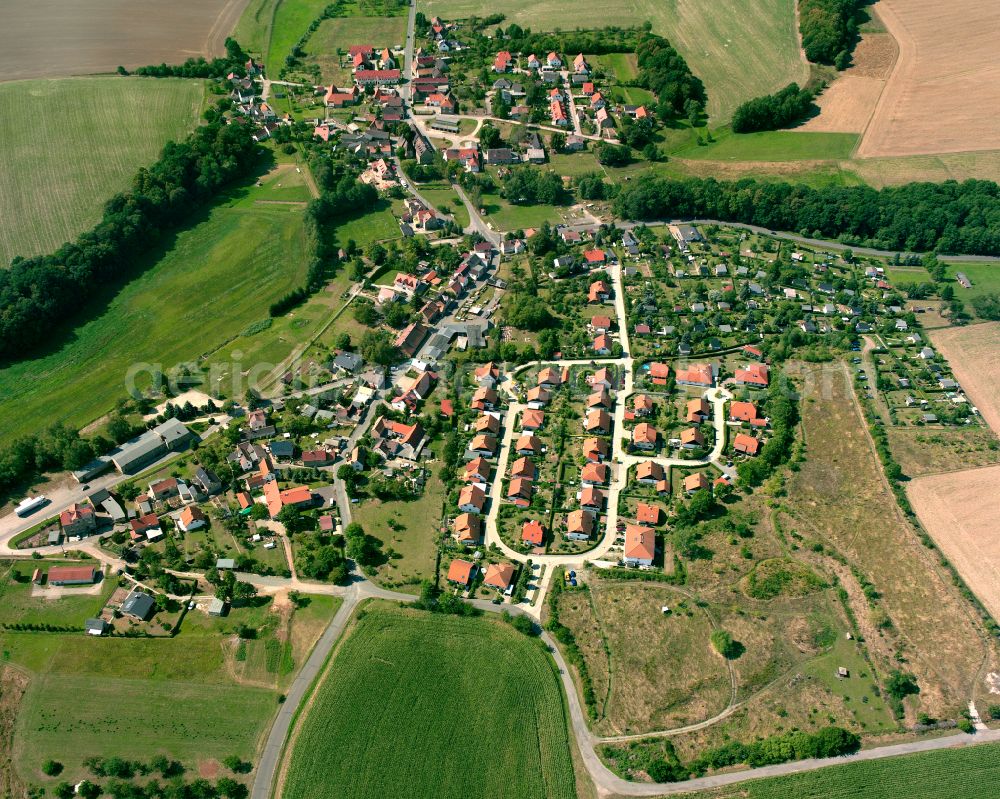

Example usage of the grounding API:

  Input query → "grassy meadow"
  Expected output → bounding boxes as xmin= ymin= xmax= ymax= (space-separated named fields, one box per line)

xmin=281 ymin=603 xmax=578 ymax=799
xmin=0 ymin=77 xmax=206 ymax=264
xmin=7 ymin=630 xmax=275 ymax=784
xmin=680 ymin=130 xmax=860 ymax=162
xmin=418 ymin=0 xmax=809 ymax=121
xmin=0 ymin=175 xmax=311 ymax=445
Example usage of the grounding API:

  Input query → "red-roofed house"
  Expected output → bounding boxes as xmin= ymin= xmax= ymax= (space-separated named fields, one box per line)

xmin=583 ymin=437 xmax=609 ymax=462
xmin=684 ymin=472 xmax=710 ymax=494
xmin=633 ymin=394 xmax=654 ymax=416
xmin=680 ymin=427 xmax=704 ymax=449
xmin=585 ymin=409 xmax=611 ymax=434
xmin=515 ymin=434 xmax=541 ymax=456
xmin=592 ymin=334 xmax=612 ymax=355
xmin=459 ymin=484 xmax=487 ymax=513
xmin=734 ymin=434 xmax=762 ymax=456
xmin=676 ymin=363 xmax=714 ymax=387
xmin=522 ymin=519 xmax=545 ymax=546
xmin=60 ymin=504 xmax=96 ymax=536
xmin=510 ymin=456 xmax=536 ymax=481
xmin=484 ymin=562 xmax=516 ymax=592
xmin=454 ymin=513 xmax=483 ymax=545
xmin=735 ymin=363 xmax=770 ymax=388
xmin=493 ymin=51 xmax=513 ymax=72
xmin=448 ymin=558 xmax=476 ymax=586
xmin=636 ymin=461 xmax=664 ymax=484
xmin=636 ymin=502 xmax=660 ymax=525
xmin=581 ymin=461 xmax=609 ymax=486
xmin=588 ymin=280 xmax=610 ymax=303
xmin=566 ymin=509 xmax=594 ymax=540
xmin=580 ymin=486 xmax=604 ymax=512
xmin=632 ymin=422 xmax=657 ymax=450
xmin=624 ymin=525 xmax=655 ymax=566
xmin=649 ymin=362 xmax=671 ymax=385
xmin=464 ymin=456 xmax=492 ymax=484
xmin=687 ymin=397 xmax=710 ymax=423
xmin=521 ymin=409 xmax=545 ymax=430
xmin=507 ymin=477 xmax=533 ymax=505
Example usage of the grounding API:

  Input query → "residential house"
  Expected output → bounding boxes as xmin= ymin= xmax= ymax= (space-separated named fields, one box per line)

xmin=60 ymin=504 xmax=96 ymax=537
xmin=515 ymin=434 xmax=541 ymax=456
xmin=522 ymin=520 xmax=545 ymax=546
xmin=566 ymin=509 xmax=594 ymax=540
xmin=734 ymin=363 xmax=769 ymax=388
xmin=177 ymin=505 xmax=207 ymax=532
xmin=680 ymin=427 xmax=704 ymax=449
xmin=632 ymin=423 xmax=657 ymax=450
xmin=624 ymin=525 xmax=655 ymax=567
xmin=684 ymin=472 xmax=710 ymax=494
xmin=458 ymin=485 xmax=487 ymax=514
xmin=636 ymin=502 xmax=660 ymax=525
xmin=483 ymin=562 xmax=516 ymax=593
xmin=585 ymin=409 xmax=611 ymax=434
xmin=734 ymin=433 xmax=761 ymax=456
xmin=686 ymin=397 xmax=710 ymax=423
xmin=447 ymin=558 xmax=476 ymax=586
xmin=454 ymin=513 xmax=483 ymax=546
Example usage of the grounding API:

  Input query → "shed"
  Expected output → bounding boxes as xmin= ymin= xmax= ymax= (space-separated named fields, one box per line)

xmin=208 ymin=598 xmax=228 ymax=617
xmin=216 ymin=558 xmax=236 ymax=570
xmin=85 ymin=618 xmax=108 ymax=636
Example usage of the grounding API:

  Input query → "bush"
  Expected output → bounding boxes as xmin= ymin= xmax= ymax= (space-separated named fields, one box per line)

xmin=711 ymin=629 xmax=745 ymax=659
xmin=42 ymin=759 xmax=63 ymax=776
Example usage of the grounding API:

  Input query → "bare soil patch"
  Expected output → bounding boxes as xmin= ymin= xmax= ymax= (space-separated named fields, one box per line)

xmin=930 ymin=323 xmax=1000 ymax=438
xmin=0 ymin=0 xmax=251 ymax=81
xmin=908 ymin=465 xmax=1000 ymax=620
xmin=857 ymin=0 xmax=1000 ymax=157
xmin=798 ymin=32 xmax=897 ymax=134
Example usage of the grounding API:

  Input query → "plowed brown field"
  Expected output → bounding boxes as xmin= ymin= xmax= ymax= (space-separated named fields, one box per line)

xmin=0 ymin=0 xmax=251 ymax=81
xmin=856 ymin=0 xmax=1000 ymax=157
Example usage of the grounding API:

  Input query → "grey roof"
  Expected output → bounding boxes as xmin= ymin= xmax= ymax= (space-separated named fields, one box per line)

xmin=85 ymin=618 xmax=108 ymax=633
xmin=269 ymin=440 xmax=296 ymax=458
xmin=333 ymin=352 xmax=363 ymax=372
xmin=152 ymin=418 xmax=192 ymax=448
xmin=87 ymin=488 xmax=111 ymax=505
xmin=216 ymin=558 xmax=236 ymax=569
xmin=208 ymin=597 xmax=227 ymax=615
xmin=112 ymin=432 xmax=166 ymax=471
xmin=122 ymin=591 xmax=155 ymax=620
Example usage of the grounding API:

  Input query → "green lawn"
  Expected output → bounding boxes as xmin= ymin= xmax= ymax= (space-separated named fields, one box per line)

xmin=281 ymin=603 xmax=578 ymax=799
xmin=334 ymin=200 xmax=402 ymax=247
xmin=687 ymin=742 xmax=1000 ymax=799
xmin=353 ymin=470 xmax=447 ymax=591
xmin=479 ymin=194 xmax=565 ymax=232
xmin=0 ymin=180 xmax=310 ymax=445
xmin=5 ymin=630 xmax=277 ymax=784
xmin=679 ymin=130 xmax=860 ymax=162
xmin=419 ymin=0 xmax=809 ymax=122
xmin=233 ymin=0 xmax=279 ymax=56
xmin=0 ymin=77 xmax=205 ymax=264
xmin=0 ymin=561 xmax=115 ymax=628
xmin=414 ymin=184 xmax=468 ymax=226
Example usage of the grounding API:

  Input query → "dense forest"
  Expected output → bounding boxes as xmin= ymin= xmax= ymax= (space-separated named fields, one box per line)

xmin=731 ymin=83 xmax=816 ymax=133
xmin=799 ymin=0 xmax=863 ymax=67
xmin=0 ymin=122 xmax=260 ymax=361
xmin=613 ymin=176 xmax=1000 ymax=255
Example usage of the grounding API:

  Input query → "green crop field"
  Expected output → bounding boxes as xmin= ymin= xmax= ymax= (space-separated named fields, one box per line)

xmin=281 ymin=603 xmax=578 ymax=799
xmin=680 ymin=130 xmax=860 ymax=162
xmin=0 ymin=77 xmax=206 ymax=265
xmin=689 ymin=742 xmax=1000 ymax=799
xmin=0 ymin=182 xmax=310 ymax=445
xmin=418 ymin=0 xmax=808 ymax=121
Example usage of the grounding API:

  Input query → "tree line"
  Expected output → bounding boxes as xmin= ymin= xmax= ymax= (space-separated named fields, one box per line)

xmin=0 ymin=121 xmax=260 ymax=360
xmin=800 ymin=0 xmax=863 ymax=67
xmin=129 ymin=38 xmax=251 ymax=79
xmin=731 ymin=82 xmax=816 ymax=133
xmin=613 ymin=176 xmax=1000 ymax=255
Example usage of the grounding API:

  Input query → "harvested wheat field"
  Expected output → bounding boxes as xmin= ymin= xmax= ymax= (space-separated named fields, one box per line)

xmin=798 ymin=33 xmax=896 ymax=133
xmin=908 ymin=466 xmax=1000 ymax=620
xmin=930 ymin=323 xmax=1000 ymax=437
xmin=856 ymin=0 xmax=1000 ymax=157
xmin=0 ymin=0 xmax=251 ymax=82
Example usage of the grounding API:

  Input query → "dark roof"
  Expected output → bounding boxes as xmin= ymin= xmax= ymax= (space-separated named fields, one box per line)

xmin=122 ymin=591 xmax=156 ymax=620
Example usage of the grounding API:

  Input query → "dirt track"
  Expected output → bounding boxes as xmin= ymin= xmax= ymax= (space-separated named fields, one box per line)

xmin=0 ymin=0 xmax=252 ymax=82
xmin=856 ymin=0 xmax=1000 ymax=156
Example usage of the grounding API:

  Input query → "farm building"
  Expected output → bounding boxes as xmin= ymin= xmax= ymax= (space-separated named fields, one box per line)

xmin=47 ymin=566 xmax=98 ymax=586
